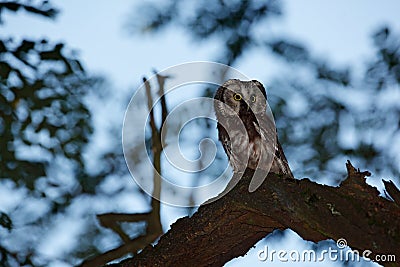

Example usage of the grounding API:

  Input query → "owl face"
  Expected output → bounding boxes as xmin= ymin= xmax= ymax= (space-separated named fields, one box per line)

xmin=214 ymin=79 xmax=267 ymax=117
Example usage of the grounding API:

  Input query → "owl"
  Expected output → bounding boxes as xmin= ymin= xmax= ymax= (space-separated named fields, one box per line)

xmin=214 ymin=79 xmax=293 ymax=191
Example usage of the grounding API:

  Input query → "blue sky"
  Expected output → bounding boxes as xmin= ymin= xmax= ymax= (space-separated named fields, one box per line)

xmin=1 ymin=1 xmax=399 ymax=266
xmin=2 ymin=0 xmax=400 ymax=89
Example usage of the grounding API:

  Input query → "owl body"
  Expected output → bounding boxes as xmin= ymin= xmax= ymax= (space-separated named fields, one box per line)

xmin=214 ymin=79 xmax=293 ymax=179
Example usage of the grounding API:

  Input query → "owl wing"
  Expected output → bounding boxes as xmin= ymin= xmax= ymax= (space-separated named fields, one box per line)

xmin=217 ymin=123 xmax=233 ymax=167
xmin=216 ymin=117 xmax=249 ymax=173
xmin=273 ymin=138 xmax=294 ymax=178
xmin=217 ymin=122 xmax=232 ymax=161
xmin=255 ymin=114 xmax=293 ymax=178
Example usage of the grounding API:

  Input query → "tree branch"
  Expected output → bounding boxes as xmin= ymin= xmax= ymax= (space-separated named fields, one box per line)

xmin=115 ymin=161 xmax=400 ymax=267
xmin=80 ymin=77 xmax=169 ymax=267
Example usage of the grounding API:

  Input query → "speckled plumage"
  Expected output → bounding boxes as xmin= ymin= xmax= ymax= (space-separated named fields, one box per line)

xmin=214 ymin=79 xmax=293 ymax=184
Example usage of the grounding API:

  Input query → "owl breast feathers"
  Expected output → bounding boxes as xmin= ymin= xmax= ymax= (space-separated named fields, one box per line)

xmin=214 ymin=79 xmax=293 ymax=179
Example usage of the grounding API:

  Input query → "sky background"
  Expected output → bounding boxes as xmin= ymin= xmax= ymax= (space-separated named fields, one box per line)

xmin=1 ymin=1 xmax=399 ymax=266
xmin=2 ymin=0 xmax=400 ymax=90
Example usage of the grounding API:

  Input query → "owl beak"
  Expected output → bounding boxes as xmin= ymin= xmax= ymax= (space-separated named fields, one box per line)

xmin=244 ymin=101 xmax=250 ymax=111
xmin=243 ymin=101 xmax=250 ymax=111
xmin=241 ymin=100 xmax=250 ymax=112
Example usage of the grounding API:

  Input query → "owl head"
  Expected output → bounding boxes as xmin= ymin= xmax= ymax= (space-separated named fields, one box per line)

xmin=214 ymin=79 xmax=267 ymax=117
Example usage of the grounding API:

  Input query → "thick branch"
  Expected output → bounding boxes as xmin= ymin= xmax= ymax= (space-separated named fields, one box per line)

xmin=115 ymin=161 xmax=399 ymax=267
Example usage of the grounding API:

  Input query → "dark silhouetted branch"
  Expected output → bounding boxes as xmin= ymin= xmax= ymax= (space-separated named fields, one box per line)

xmin=114 ymin=161 xmax=399 ymax=267
xmin=383 ymin=180 xmax=400 ymax=206
xmin=80 ymin=77 xmax=169 ymax=267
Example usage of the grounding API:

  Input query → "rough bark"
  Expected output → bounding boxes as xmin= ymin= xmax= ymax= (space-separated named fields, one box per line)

xmin=114 ymin=161 xmax=399 ymax=267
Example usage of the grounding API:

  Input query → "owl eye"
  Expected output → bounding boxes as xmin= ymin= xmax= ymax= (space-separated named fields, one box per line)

xmin=251 ymin=95 xmax=256 ymax=103
xmin=233 ymin=93 xmax=242 ymax=101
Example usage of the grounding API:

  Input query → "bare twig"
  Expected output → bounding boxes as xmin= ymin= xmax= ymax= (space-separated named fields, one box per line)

xmin=97 ymin=212 xmax=152 ymax=224
xmin=80 ymin=76 xmax=169 ymax=267
xmin=80 ymin=234 xmax=159 ymax=267
xmin=383 ymin=180 xmax=400 ymax=206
